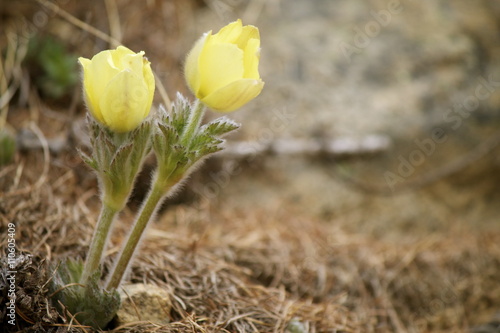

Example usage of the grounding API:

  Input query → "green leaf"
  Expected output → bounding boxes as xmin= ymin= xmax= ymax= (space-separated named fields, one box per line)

xmin=189 ymin=132 xmax=223 ymax=152
xmin=130 ymin=119 xmax=152 ymax=148
xmin=169 ymin=93 xmax=191 ymax=133
xmin=156 ymin=104 xmax=170 ymax=122
xmin=110 ymin=143 xmax=134 ymax=180
xmin=200 ymin=117 xmax=240 ymax=138
xmin=87 ymin=114 xmax=101 ymax=148
xmin=50 ymin=259 xmax=120 ymax=329
xmin=77 ymin=148 xmax=98 ymax=170
xmin=152 ymin=132 xmax=167 ymax=156
xmin=126 ymin=121 xmax=152 ymax=169
xmin=197 ymin=138 xmax=224 ymax=158
xmin=157 ymin=123 xmax=179 ymax=146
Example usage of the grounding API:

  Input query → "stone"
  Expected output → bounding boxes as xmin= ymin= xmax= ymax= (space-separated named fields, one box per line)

xmin=115 ymin=283 xmax=171 ymax=326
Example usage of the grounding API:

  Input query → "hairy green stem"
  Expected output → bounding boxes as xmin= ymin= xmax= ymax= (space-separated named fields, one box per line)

xmin=80 ymin=203 xmax=118 ymax=285
xmin=106 ymin=100 xmax=205 ymax=289
xmin=106 ymin=178 xmax=167 ymax=290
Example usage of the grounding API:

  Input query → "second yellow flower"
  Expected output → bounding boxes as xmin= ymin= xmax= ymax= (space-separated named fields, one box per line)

xmin=184 ymin=19 xmax=264 ymax=112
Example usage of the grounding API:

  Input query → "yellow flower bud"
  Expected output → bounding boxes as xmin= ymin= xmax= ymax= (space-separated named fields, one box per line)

xmin=79 ymin=46 xmax=155 ymax=133
xmin=184 ymin=19 xmax=264 ymax=112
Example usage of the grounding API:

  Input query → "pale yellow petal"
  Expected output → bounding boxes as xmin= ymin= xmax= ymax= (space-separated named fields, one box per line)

xmin=111 ymin=46 xmax=135 ymax=66
xmin=78 ymin=57 xmax=91 ymax=71
xmin=99 ymin=70 xmax=149 ymax=132
xmin=112 ymin=47 xmax=152 ymax=117
xmin=184 ymin=32 xmax=209 ymax=95
xmin=212 ymin=19 xmax=242 ymax=44
xmin=201 ymin=78 xmax=264 ymax=112
xmin=117 ymin=50 xmax=145 ymax=74
xmin=198 ymin=43 xmax=244 ymax=98
xmin=116 ymin=45 xmax=134 ymax=54
xmin=79 ymin=57 xmax=104 ymax=122
xmin=88 ymin=50 xmax=120 ymax=104
xmin=236 ymin=25 xmax=259 ymax=50
xmin=142 ymin=59 xmax=155 ymax=118
xmin=78 ymin=57 xmax=92 ymax=98
xmin=243 ymin=38 xmax=260 ymax=79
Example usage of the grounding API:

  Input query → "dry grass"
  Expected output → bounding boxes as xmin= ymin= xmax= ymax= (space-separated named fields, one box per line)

xmin=1 ymin=143 xmax=499 ymax=332
xmin=0 ymin=145 xmax=359 ymax=332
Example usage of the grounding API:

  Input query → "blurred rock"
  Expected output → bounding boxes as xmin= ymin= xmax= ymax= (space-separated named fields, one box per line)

xmin=186 ymin=0 xmax=500 ymax=234
xmin=115 ymin=283 xmax=171 ymax=326
xmin=16 ymin=127 xmax=67 ymax=154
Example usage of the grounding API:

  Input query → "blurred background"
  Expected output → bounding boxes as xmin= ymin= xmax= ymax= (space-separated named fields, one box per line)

xmin=2 ymin=0 xmax=498 ymax=236
xmin=1 ymin=0 xmax=500 ymax=331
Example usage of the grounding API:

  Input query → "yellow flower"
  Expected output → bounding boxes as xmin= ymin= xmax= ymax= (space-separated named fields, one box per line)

xmin=79 ymin=46 xmax=155 ymax=132
xmin=184 ymin=19 xmax=264 ymax=112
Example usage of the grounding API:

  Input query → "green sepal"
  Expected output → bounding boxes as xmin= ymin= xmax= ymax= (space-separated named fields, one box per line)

xmin=93 ymin=130 xmax=114 ymax=168
xmin=199 ymin=140 xmax=225 ymax=157
xmin=82 ymin=115 xmax=153 ymax=210
xmin=110 ymin=142 xmax=134 ymax=176
xmin=190 ymin=133 xmax=224 ymax=158
xmin=128 ymin=120 xmax=153 ymax=165
xmin=152 ymin=94 xmax=241 ymax=192
xmin=77 ymin=148 xmax=98 ymax=170
xmin=50 ymin=258 xmax=120 ymax=329
xmin=87 ymin=114 xmax=101 ymax=146
xmin=200 ymin=117 xmax=240 ymax=138
xmin=156 ymin=123 xmax=179 ymax=147
xmin=169 ymin=93 xmax=191 ymax=134
xmin=152 ymin=132 xmax=167 ymax=156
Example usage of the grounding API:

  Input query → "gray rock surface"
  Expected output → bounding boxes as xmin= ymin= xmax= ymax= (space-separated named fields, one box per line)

xmin=186 ymin=0 xmax=500 ymax=236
